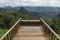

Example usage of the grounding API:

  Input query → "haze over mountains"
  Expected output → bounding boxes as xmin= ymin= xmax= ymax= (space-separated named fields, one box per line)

xmin=0 ymin=6 xmax=60 ymax=18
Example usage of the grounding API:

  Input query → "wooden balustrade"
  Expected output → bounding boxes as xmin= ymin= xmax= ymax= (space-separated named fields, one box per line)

xmin=0 ymin=18 xmax=22 ymax=40
xmin=40 ymin=18 xmax=60 ymax=40
xmin=0 ymin=18 xmax=60 ymax=40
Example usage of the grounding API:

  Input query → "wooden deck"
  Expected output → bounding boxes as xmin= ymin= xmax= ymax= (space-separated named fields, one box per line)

xmin=12 ymin=25 xmax=49 ymax=40
xmin=0 ymin=18 xmax=60 ymax=40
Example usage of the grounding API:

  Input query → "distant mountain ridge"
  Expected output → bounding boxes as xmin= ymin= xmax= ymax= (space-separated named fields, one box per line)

xmin=18 ymin=7 xmax=60 ymax=18
xmin=1 ymin=6 xmax=60 ymax=10
xmin=0 ymin=6 xmax=60 ymax=18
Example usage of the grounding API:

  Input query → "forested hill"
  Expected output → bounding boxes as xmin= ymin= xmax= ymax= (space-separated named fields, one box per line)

xmin=1 ymin=6 xmax=60 ymax=18
xmin=0 ymin=7 xmax=38 ymax=29
xmin=19 ymin=7 xmax=59 ymax=18
xmin=0 ymin=6 xmax=60 ymax=37
xmin=0 ymin=6 xmax=39 ymax=37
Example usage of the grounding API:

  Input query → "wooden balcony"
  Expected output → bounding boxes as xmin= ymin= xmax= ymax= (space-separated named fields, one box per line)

xmin=0 ymin=18 xmax=60 ymax=40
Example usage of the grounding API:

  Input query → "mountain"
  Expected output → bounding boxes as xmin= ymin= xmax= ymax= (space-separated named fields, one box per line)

xmin=19 ymin=6 xmax=60 ymax=18
xmin=2 ymin=6 xmax=60 ymax=11
xmin=25 ymin=6 xmax=60 ymax=11
xmin=0 ymin=6 xmax=60 ymax=18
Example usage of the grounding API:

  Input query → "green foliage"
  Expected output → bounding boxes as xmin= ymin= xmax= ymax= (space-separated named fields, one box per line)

xmin=46 ymin=18 xmax=60 ymax=34
xmin=0 ymin=12 xmax=24 ymax=29
xmin=0 ymin=29 xmax=8 ymax=37
xmin=0 ymin=7 xmax=60 ymax=37
xmin=0 ymin=7 xmax=38 ymax=37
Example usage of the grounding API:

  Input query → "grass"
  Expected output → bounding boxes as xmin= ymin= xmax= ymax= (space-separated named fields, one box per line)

xmin=0 ymin=29 xmax=8 ymax=37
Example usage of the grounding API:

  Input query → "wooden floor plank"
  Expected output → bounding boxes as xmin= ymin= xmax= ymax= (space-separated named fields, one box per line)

xmin=12 ymin=25 xmax=49 ymax=40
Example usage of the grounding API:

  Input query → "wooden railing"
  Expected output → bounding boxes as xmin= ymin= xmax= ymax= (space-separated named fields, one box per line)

xmin=40 ymin=18 xmax=60 ymax=40
xmin=0 ymin=18 xmax=22 ymax=40
xmin=0 ymin=18 xmax=60 ymax=40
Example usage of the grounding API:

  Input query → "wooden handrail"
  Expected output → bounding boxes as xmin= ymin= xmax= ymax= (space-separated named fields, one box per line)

xmin=0 ymin=18 xmax=22 ymax=40
xmin=40 ymin=18 xmax=60 ymax=40
xmin=0 ymin=18 xmax=60 ymax=40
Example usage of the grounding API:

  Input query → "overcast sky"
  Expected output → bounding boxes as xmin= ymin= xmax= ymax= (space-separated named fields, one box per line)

xmin=0 ymin=0 xmax=60 ymax=7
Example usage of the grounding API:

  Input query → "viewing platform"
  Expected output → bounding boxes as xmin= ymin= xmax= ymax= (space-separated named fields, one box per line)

xmin=0 ymin=18 xmax=60 ymax=40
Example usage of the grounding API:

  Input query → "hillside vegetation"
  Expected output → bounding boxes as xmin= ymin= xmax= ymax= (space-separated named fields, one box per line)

xmin=46 ymin=18 xmax=60 ymax=34
xmin=0 ymin=6 xmax=60 ymax=37
xmin=0 ymin=7 xmax=38 ymax=37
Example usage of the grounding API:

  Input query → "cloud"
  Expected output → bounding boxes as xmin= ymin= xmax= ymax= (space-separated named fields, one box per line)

xmin=0 ymin=0 xmax=60 ymax=7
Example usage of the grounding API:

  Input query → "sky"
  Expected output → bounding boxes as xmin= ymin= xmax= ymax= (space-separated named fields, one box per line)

xmin=0 ymin=0 xmax=60 ymax=7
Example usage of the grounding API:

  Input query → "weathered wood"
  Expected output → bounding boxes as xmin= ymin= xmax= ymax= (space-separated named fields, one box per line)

xmin=12 ymin=25 xmax=48 ymax=40
xmin=40 ymin=18 xmax=60 ymax=40
xmin=21 ymin=20 xmax=40 ymax=22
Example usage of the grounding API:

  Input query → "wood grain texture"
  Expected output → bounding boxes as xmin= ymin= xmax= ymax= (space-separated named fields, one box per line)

xmin=12 ymin=25 xmax=49 ymax=40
